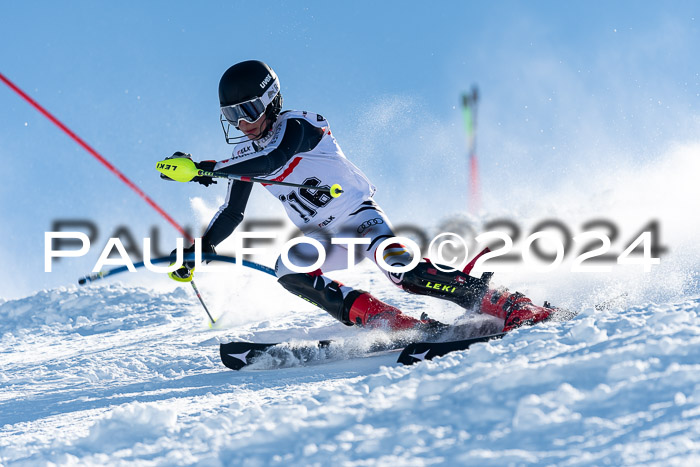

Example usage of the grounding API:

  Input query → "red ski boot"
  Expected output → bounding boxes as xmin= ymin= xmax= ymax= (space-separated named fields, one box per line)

xmin=277 ymin=272 xmax=448 ymax=334
xmin=479 ymin=288 xmax=553 ymax=332
xmin=346 ymin=292 xmax=448 ymax=334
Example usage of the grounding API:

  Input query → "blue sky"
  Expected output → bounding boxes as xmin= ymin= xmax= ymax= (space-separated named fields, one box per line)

xmin=1 ymin=2 xmax=699 ymax=298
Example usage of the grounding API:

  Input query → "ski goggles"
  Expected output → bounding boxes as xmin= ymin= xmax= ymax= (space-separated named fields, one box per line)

xmin=220 ymin=78 xmax=280 ymax=126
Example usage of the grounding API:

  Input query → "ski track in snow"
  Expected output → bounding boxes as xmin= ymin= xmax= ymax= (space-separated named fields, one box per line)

xmin=1 ymin=273 xmax=700 ymax=466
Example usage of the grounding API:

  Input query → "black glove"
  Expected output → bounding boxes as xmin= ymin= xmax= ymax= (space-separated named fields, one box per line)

xmin=192 ymin=160 xmax=217 ymax=187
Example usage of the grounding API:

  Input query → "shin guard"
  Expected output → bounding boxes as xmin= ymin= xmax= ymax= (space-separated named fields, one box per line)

xmin=278 ymin=273 xmax=350 ymax=325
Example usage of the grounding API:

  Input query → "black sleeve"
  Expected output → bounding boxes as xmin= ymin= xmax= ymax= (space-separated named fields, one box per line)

xmin=201 ymin=180 xmax=253 ymax=247
xmin=217 ymin=118 xmax=324 ymax=177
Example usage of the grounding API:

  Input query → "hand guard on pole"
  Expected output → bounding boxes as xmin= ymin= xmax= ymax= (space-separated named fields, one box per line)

xmin=160 ymin=152 xmax=217 ymax=186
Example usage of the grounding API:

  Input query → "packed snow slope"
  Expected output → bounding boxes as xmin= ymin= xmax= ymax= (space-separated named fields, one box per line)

xmin=1 ymin=261 xmax=699 ymax=465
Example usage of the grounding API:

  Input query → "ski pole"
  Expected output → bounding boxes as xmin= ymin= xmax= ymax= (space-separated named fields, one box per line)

xmin=156 ymin=157 xmax=344 ymax=198
xmin=78 ymin=253 xmax=276 ymax=285
xmin=190 ymin=280 xmax=216 ymax=327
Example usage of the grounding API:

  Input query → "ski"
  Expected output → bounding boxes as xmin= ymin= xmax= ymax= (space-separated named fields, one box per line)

xmin=220 ymin=305 xmax=582 ymax=370
xmin=396 ymin=301 xmax=586 ymax=365
xmin=219 ymin=319 xmax=484 ymax=371
xmin=396 ymin=332 xmax=506 ymax=365
xmin=220 ymin=331 xmax=507 ymax=370
xmin=219 ymin=321 xmax=495 ymax=371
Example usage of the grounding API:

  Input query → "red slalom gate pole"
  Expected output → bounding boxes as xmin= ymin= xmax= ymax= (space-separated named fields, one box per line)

xmin=470 ymin=154 xmax=480 ymax=213
xmin=0 ymin=71 xmax=194 ymax=244
xmin=461 ymin=86 xmax=480 ymax=214
xmin=0 ymin=72 xmax=220 ymax=323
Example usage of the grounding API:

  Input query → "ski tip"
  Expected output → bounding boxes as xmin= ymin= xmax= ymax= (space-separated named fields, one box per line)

xmin=219 ymin=341 xmax=278 ymax=371
xmin=219 ymin=343 xmax=247 ymax=371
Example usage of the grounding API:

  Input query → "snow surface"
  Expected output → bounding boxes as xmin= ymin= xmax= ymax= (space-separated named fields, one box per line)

xmin=2 ymin=261 xmax=700 ymax=465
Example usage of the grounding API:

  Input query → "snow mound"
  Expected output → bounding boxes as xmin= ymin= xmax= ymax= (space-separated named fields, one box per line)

xmin=1 ymin=282 xmax=699 ymax=465
xmin=0 ymin=283 xmax=191 ymax=331
xmin=191 ymin=298 xmax=700 ymax=466
xmin=77 ymin=402 xmax=178 ymax=453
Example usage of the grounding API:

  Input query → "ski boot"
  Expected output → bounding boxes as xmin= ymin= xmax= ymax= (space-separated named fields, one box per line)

xmin=398 ymin=260 xmax=491 ymax=310
xmin=479 ymin=288 xmax=554 ymax=332
xmin=278 ymin=272 xmax=448 ymax=333
xmin=344 ymin=291 xmax=449 ymax=335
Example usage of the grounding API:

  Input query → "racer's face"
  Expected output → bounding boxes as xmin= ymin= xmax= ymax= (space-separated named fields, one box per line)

xmin=238 ymin=114 xmax=269 ymax=140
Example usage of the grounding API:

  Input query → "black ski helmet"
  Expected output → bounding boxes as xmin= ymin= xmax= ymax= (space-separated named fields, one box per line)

xmin=218 ymin=60 xmax=283 ymax=143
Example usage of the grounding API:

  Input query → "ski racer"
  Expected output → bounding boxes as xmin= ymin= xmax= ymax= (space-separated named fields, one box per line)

xmin=163 ymin=60 xmax=555 ymax=335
